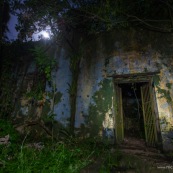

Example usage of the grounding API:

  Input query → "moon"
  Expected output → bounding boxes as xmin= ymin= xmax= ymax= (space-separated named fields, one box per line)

xmin=32 ymin=29 xmax=51 ymax=41
xmin=42 ymin=31 xmax=50 ymax=38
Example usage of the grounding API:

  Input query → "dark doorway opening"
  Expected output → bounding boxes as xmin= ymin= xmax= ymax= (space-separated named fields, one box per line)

xmin=118 ymin=82 xmax=146 ymax=140
xmin=114 ymin=73 xmax=161 ymax=148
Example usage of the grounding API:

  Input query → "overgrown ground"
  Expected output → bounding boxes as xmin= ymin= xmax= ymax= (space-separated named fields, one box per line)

xmin=0 ymin=119 xmax=172 ymax=173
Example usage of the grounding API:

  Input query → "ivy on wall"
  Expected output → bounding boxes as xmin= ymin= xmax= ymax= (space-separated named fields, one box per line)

xmin=153 ymin=74 xmax=173 ymax=104
xmin=32 ymin=46 xmax=56 ymax=81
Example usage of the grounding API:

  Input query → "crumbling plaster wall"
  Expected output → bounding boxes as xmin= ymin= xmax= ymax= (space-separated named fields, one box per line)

xmin=15 ymin=29 xmax=173 ymax=150
xmin=75 ymin=29 xmax=173 ymax=150
xmin=15 ymin=44 xmax=72 ymax=137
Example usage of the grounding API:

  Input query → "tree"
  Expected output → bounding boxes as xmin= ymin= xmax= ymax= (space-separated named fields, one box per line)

xmin=0 ymin=0 xmax=10 ymax=40
xmin=0 ymin=0 xmax=11 ymax=78
xmin=10 ymin=0 xmax=173 ymax=41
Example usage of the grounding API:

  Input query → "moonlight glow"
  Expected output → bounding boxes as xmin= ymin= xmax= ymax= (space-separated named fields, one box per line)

xmin=42 ymin=31 xmax=50 ymax=38
xmin=32 ymin=27 xmax=52 ymax=41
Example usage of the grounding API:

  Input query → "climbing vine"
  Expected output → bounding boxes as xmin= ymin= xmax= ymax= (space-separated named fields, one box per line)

xmin=153 ymin=75 xmax=173 ymax=104
xmin=32 ymin=46 xmax=56 ymax=81
xmin=25 ymin=46 xmax=57 ymax=101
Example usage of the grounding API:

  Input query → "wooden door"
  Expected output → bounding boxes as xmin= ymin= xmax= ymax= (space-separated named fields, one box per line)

xmin=141 ymin=83 xmax=158 ymax=146
xmin=114 ymin=84 xmax=124 ymax=143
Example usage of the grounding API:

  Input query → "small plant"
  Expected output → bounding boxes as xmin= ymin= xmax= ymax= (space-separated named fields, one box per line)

xmin=25 ymin=46 xmax=57 ymax=102
xmin=25 ymin=81 xmax=45 ymax=100
xmin=31 ymin=46 xmax=56 ymax=81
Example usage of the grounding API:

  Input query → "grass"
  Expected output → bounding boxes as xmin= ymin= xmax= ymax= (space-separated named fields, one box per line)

xmin=0 ymin=137 xmax=99 ymax=173
xmin=0 ymin=119 xmax=110 ymax=173
xmin=0 ymin=119 xmax=170 ymax=173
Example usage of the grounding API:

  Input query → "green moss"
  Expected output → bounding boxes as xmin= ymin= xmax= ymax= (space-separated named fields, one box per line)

xmin=47 ymin=91 xmax=62 ymax=105
xmin=157 ymin=87 xmax=172 ymax=103
xmin=86 ymin=79 xmax=113 ymax=136
xmin=153 ymin=75 xmax=160 ymax=86
xmin=42 ymin=100 xmax=51 ymax=119
xmin=143 ymin=68 xmax=148 ymax=72
xmin=166 ymin=83 xmax=172 ymax=89
xmin=153 ymin=75 xmax=172 ymax=104
xmin=25 ymin=81 xmax=44 ymax=101
xmin=54 ymin=92 xmax=63 ymax=105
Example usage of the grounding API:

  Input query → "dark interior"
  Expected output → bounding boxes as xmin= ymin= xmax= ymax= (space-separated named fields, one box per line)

xmin=118 ymin=82 xmax=147 ymax=139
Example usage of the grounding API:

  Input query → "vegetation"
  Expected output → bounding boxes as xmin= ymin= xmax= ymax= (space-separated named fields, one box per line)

xmin=0 ymin=41 xmax=34 ymax=118
xmin=25 ymin=45 xmax=57 ymax=101
xmin=0 ymin=120 xmax=86 ymax=172
xmin=0 ymin=119 xmax=113 ymax=173
xmin=10 ymin=0 xmax=173 ymax=42
xmin=1 ymin=0 xmax=172 ymax=131
xmin=0 ymin=1 xmax=173 ymax=172
xmin=86 ymin=79 xmax=113 ymax=136
xmin=0 ymin=141 xmax=93 ymax=172
xmin=1 ymin=119 xmax=164 ymax=173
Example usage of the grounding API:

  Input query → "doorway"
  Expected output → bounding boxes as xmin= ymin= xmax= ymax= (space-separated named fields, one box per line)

xmin=119 ymin=83 xmax=145 ymax=140
xmin=114 ymin=78 xmax=159 ymax=147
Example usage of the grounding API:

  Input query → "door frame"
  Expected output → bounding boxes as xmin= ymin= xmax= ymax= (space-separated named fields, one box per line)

xmin=112 ymin=72 xmax=162 ymax=148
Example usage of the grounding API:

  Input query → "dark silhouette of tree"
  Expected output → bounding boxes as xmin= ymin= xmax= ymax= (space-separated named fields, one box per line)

xmin=10 ymin=0 xmax=173 ymax=41
xmin=0 ymin=0 xmax=10 ymax=78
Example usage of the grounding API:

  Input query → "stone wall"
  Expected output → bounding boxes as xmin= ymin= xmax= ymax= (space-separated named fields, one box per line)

xmin=13 ymin=29 xmax=173 ymax=150
xmin=74 ymin=29 xmax=173 ymax=150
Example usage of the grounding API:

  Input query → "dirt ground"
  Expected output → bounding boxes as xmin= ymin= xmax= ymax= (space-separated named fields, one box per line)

xmin=81 ymin=137 xmax=173 ymax=173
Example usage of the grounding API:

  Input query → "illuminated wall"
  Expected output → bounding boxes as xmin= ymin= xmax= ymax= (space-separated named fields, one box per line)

xmin=17 ymin=29 xmax=173 ymax=150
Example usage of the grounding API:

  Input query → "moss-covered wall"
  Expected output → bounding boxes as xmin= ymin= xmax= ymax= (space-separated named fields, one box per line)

xmin=75 ymin=28 xmax=173 ymax=150
xmin=10 ymin=29 xmax=173 ymax=150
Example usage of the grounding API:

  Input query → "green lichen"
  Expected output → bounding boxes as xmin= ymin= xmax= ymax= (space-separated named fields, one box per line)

xmin=143 ymin=68 xmax=148 ymax=72
xmin=166 ymin=83 xmax=172 ymax=89
xmin=54 ymin=92 xmax=62 ymax=105
xmin=42 ymin=101 xmax=51 ymax=120
xmin=153 ymin=75 xmax=172 ymax=103
xmin=153 ymin=75 xmax=160 ymax=86
xmin=157 ymin=87 xmax=172 ymax=103
xmin=47 ymin=91 xmax=62 ymax=105
xmin=42 ymin=92 xmax=62 ymax=121
xmin=85 ymin=79 xmax=113 ymax=136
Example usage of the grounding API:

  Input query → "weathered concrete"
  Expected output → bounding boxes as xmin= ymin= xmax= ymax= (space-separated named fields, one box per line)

xmin=15 ymin=29 xmax=173 ymax=150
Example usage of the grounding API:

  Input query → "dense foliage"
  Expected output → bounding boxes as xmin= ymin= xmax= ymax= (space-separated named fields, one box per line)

xmin=9 ymin=0 xmax=173 ymax=42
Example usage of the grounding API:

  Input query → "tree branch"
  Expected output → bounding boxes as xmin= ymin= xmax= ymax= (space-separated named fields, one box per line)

xmin=126 ymin=14 xmax=173 ymax=33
